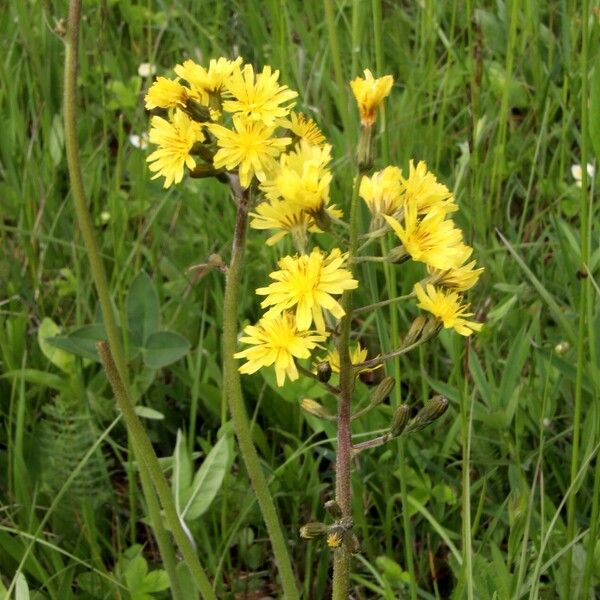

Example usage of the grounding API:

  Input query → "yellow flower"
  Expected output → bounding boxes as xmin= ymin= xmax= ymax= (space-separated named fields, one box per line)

xmin=144 ymin=77 xmax=189 ymax=110
xmin=360 ymin=166 xmax=403 ymax=216
xmin=327 ymin=530 xmax=343 ymax=549
xmin=428 ymin=254 xmax=484 ymax=292
xmin=223 ymin=64 xmax=298 ymax=126
xmin=256 ymin=248 xmax=358 ymax=332
xmin=209 ymin=115 xmax=291 ymax=188
xmin=402 ymin=160 xmax=457 ymax=214
xmin=320 ymin=342 xmax=380 ymax=374
xmin=249 ymin=198 xmax=342 ymax=247
xmin=174 ymin=57 xmax=242 ymax=103
xmin=384 ymin=203 xmax=467 ymax=270
xmin=260 ymin=140 xmax=333 ymax=213
xmin=350 ymin=69 xmax=394 ymax=126
xmin=414 ymin=283 xmax=482 ymax=336
xmin=146 ymin=110 xmax=204 ymax=188
xmin=278 ymin=111 xmax=326 ymax=146
xmin=234 ymin=312 xmax=327 ymax=387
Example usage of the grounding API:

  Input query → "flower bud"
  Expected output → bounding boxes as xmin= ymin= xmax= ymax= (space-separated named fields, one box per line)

xmin=369 ymin=376 xmax=395 ymax=408
xmin=406 ymin=395 xmax=449 ymax=433
xmin=299 ymin=522 xmax=328 ymax=540
xmin=403 ymin=315 xmax=428 ymax=347
xmin=300 ymin=398 xmax=333 ymax=420
xmin=316 ymin=361 xmax=333 ymax=383
xmin=324 ymin=499 xmax=343 ymax=519
xmin=386 ymin=246 xmax=409 ymax=264
xmin=390 ymin=404 xmax=410 ymax=437
xmin=421 ymin=316 xmax=443 ymax=340
xmin=326 ymin=526 xmax=345 ymax=549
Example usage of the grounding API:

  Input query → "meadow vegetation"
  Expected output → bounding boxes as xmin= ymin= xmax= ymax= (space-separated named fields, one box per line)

xmin=0 ymin=1 xmax=598 ymax=598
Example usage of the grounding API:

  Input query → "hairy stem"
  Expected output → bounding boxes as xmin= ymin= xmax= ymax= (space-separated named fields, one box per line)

xmin=64 ymin=3 xmax=209 ymax=597
xmin=222 ymin=179 xmax=299 ymax=599
xmin=332 ymin=169 xmax=364 ymax=599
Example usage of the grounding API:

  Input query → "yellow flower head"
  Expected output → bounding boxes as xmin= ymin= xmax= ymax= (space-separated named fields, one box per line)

xmin=414 ymin=283 xmax=482 ymax=336
xmin=234 ymin=312 xmax=327 ymax=387
xmin=384 ymin=203 xmax=467 ymax=270
xmin=223 ymin=64 xmax=298 ymax=126
xmin=278 ymin=111 xmax=326 ymax=146
xmin=428 ymin=254 xmax=484 ymax=292
xmin=320 ymin=342 xmax=380 ymax=375
xmin=327 ymin=530 xmax=343 ymax=549
xmin=249 ymin=198 xmax=342 ymax=247
xmin=360 ymin=166 xmax=403 ymax=216
xmin=146 ymin=109 xmax=204 ymax=188
xmin=209 ymin=115 xmax=291 ymax=188
xmin=261 ymin=140 xmax=333 ymax=213
xmin=350 ymin=69 xmax=394 ymax=126
xmin=403 ymin=160 xmax=457 ymax=214
xmin=256 ymin=248 xmax=359 ymax=332
xmin=144 ymin=77 xmax=189 ymax=110
xmin=174 ymin=57 xmax=243 ymax=103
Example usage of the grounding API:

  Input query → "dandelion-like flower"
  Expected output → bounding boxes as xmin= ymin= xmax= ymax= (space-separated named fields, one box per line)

xmin=319 ymin=342 xmax=380 ymax=374
xmin=234 ymin=313 xmax=327 ymax=387
xmin=146 ymin=110 xmax=204 ymax=188
xmin=402 ymin=160 xmax=457 ymax=214
xmin=256 ymin=248 xmax=358 ymax=332
xmin=384 ymin=204 xmax=467 ymax=270
xmin=261 ymin=140 xmax=333 ymax=213
xmin=144 ymin=77 xmax=189 ymax=110
xmin=249 ymin=198 xmax=342 ymax=247
xmin=175 ymin=57 xmax=243 ymax=103
xmin=210 ymin=115 xmax=291 ymax=188
xmin=350 ymin=69 xmax=394 ymax=126
xmin=223 ymin=64 xmax=298 ymax=126
xmin=414 ymin=283 xmax=482 ymax=336
xmin=360 ymin=166 xmax=403 ymax=216
xmin=279 ymin=111 xmax=326 ymax=146
xmin=428 ymin=255 xmax=484 ymax=292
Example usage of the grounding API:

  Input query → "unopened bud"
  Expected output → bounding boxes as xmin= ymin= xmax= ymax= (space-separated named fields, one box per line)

xmin=369 ymin=376 xmax=395 ymax=408
xmin=300 ymin=398 xmax=333 ymax=420
xmin=386 ymin=246 xmax=409 ymax=264
xmin=358 ymin=364 xmax=384 ymax=386
xmin=184 ymin=99 xmax=212 ymax=122
xmin=324 ymin=500 xmax=342 ymax=519
xmin=316 ymin=361 xmax=333 ymax=383
xmin=403 ymin=315 xmax=428 ymax=347
xmin=390 ymin=404 xmax=410 ymax=437
xmin=347 ymin=532 xmax=360 ymax=554
xmin=299 ymin=522 xmax=328 ymax=540
xmin=406 ymin=395 xmax=449 ymax=433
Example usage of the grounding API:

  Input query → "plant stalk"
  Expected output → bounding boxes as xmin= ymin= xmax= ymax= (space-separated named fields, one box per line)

xmin=222 ymin=178 xmax=299 ymax=599
xmin=332 ymin=167 xmax=363 ymax=599
xmin=64 ymin=3 xmax=210 ymax=597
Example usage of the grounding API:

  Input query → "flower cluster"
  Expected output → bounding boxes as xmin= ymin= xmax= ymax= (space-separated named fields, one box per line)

xmin=145 ymin=62 xmax=483 ymax=387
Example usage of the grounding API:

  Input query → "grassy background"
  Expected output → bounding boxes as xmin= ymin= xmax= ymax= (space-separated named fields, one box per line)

xmin=1 ymin=0 xmax=599 ymax=598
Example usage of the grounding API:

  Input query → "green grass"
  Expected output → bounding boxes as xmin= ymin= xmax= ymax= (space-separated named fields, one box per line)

xmin=1 ymin=0 xmax=599 ymax=598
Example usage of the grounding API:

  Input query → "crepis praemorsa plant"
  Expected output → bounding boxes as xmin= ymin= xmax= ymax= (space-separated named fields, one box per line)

xmin=144 ymin=57 xmax=483 ymax=598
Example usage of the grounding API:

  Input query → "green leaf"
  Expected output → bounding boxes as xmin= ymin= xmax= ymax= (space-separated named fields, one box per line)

xmin=45 ymin=324 xmax=107 ymax=361
xmin=173 ymin=430 xmax=193 ymax=513
xmin=127 ymin=271 xmax=160 ymax=347
xmin=37 ymin=318 xmax=75 ymax=374
xmin=181 ymin=433 xmax=231 ymax=521
xmin=1 ymin=369 xmax=68 ymax=392
xmin=15 ymin=572 xmax=30 ymax=600
xmin=142 ymin=331 xmax=190 ymax=368
xmin=590 ymin=66 xmax=600 ymax=164
xmin=134 ymin=406 xmax=164 ymax=420
xmin=48 ymin=113 xmax=64 ymax=168
xmin=141 ymin=570 xmax=169 ymax=593
xmin=125 ymin=555 xmax=148 ymax=591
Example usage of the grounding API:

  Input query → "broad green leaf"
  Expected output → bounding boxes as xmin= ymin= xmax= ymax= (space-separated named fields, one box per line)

xmin=142 ymin=331 xmax=190 ymax=368
xmin=37 ymin=317 xmax=75 ymax=374
xmin=182 ymin=434 xmax=231 ymax=521
xmin=141 ymin=570 xmax=169 ymax=593
xmin=45 ymin=324 xmax=107 ymax=361
xmin=15 ymin=572 xmax=29 ymax=600
xmin=127 ymin=271 xmax=160 ymax=347
xmin=124 ymin=555 xmax=148 ymax=591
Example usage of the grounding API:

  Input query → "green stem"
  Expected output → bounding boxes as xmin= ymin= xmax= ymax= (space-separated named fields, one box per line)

xmin=64 ymin=3 xmax=209 ymax=597
xmin=98 ymin=343 xmax=216 ymax=600
xmin=332 ymin=167 xmax=363 ymax=600
xmin=222 ymin=178 xmax=299 ymax=600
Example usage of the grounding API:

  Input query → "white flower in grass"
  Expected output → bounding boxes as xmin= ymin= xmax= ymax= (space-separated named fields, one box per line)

xmin=129 ymin=132 xmax=149 ymax=150
xmin=138 ymin=62 xmax=157 ymax=78
xmin=570 ymin=163 xmax=595 ymax=187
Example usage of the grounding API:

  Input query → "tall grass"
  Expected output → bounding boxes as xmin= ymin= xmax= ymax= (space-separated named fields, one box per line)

xmin=0 ymin=0 xmax=598 ymax=597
